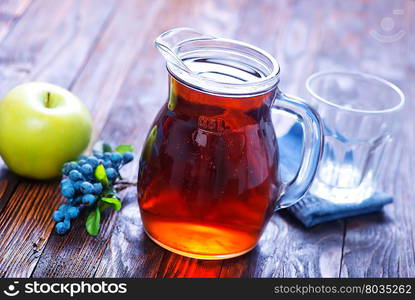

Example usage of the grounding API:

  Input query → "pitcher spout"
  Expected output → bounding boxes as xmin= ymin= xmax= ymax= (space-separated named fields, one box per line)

xmin=155 ymin=27 xmax=214 ymax=74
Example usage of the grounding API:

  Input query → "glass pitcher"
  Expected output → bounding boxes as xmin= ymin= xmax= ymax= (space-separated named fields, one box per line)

xmin=137 ymin=28 xmax=323 ymax=259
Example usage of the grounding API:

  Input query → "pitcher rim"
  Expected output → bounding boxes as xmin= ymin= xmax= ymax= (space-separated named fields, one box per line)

xmin=158 ymin=29 xmax=281 ymax=96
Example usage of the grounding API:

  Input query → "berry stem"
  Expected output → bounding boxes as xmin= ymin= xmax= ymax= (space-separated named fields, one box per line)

xmin=115 ymin=185 xmax=129 ymax=192
xmin=116 ymin=180 xmax=136 ymax=186
xmin=115 ymin=181 xmax=137 ymax=192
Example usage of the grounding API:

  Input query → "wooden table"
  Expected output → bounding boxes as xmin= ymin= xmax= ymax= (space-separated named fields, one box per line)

xmin=0 ymin=0 xmax=414 ymax=278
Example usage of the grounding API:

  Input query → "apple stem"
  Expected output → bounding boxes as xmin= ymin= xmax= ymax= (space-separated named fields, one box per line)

xmin=46 ymin=92 xmax=51 ymax=108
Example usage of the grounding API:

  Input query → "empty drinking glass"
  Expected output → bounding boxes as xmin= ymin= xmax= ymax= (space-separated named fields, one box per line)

xmin=305 ymin=71 xmax=405 ymax=203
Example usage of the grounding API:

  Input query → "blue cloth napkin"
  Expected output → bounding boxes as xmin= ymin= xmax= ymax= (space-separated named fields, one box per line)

xmin=279 ymin=123 xmax=393 ymax=227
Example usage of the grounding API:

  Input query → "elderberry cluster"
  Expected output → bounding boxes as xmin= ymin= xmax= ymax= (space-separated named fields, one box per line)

xmin=52 ymin=150 xmax=134 ymax=235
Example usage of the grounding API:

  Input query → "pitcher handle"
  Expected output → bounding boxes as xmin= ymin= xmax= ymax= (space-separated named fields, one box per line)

xmin=272 ymin=91 xmax=324 ymax=210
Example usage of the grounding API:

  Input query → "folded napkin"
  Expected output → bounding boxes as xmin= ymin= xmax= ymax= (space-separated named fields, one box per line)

xmin=278 ymin=122 xmax=393 ymax=227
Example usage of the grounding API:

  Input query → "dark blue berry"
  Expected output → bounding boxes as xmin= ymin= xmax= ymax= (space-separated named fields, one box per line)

xmin=94 ymin=152 xmax=104 ymax=159
xmin=61 ymin=184 xmax=74 ymax=194
xmin=61 ymin=186 xmax=75 ymax=198
xmin=122 ymin=152 xmax=134 ymax=164
xmin=66 ymin=206 xmax=80 ymax=219
xmin=58 ymin=204 xmax=71 ymax=212
xmin=105 ymin=168 xmax=117 ymax=180
xmin=110 ymin=152 xmax=123 ymax=165
xmin=61 ymin=166 xmax=70 ymax=176
xmin=60 ymin=178 xmax=71 ymax=187
xmin=61 ymin=180 xmax=74 ymax=190
xmin=63 ymin=218 xmax=71 ymax=228
xmin=69 ymin=170 xmax=83 ymax=181
xmin=67 ymin=162 xmax=79 ymax=171
xmin=82 ymin=194 xmax=96 ymax=206
xmin=103 ymin=160 xmax=113 ymax=168
xmin=87 ymin=157 xmax=99 ymax=168
xmin=52 ymin=210 xmax=64 ymax=222
xmin=81 ymin=164 xmax=93 ymax=176
xmin=104 ymin=152 xmax=111 ymax=160
xmin=93 ymin=183 xmax=103 ymax=195
xmin=78 ymin=159 xmax=87 ymax=166
xmin=80 ymin=181 xmax=94 ymax=194
xmin=73 ymin=180 xmax=83 ymax=192
xmin=55 ymin=221 xmax=69 ymax=235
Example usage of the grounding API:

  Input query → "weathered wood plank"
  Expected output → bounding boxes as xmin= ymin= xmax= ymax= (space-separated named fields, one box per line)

xmin=0 ymin=167 xmax=19 ymax=215
xmin=156 ymin=255 xmax=223 ymax=278
xmin=0 ymin=181 xmax=61 ymax=277
xmin=340 ymin=98 xmax=415 ymax=277
xmin=219 ymin=215 xmax=344 ymax=278
xmin=0 ymin=0 xmax=33 ymax=228
xmin=93 ymin=188 xmax=166 ymax=278
xmin=0 ymin=0 xmax=117 ymax=278
xmin=0 ymin=0 xmax=414 ymax=278
xmin=0 ymin=0 xmax=117 ymax=96
xmin=32 ymin=0 xmax=167 ymax=278
xmin=0 ymin=0 xmax=32 ymax=42
xmin=340 ymin=143 xmax=414 ymax=277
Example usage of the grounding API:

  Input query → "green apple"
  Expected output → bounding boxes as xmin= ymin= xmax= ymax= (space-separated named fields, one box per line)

xmin=0 ymin=82 xmax=93 ymax=179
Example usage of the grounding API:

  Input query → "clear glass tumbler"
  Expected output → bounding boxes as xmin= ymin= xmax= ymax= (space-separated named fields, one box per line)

xmin=305 ymin=71 xmax=405 ymax=203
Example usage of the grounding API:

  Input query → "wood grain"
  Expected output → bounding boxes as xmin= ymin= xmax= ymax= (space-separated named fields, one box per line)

xmin=0 ymin=0 xmax=117 ymax=278
xmin=0 ymin=0 xmax=32 ymax=42
xmin=0 ymin=0 xmax=33 ymax=236
xmin=0 ymin=0 xmax=413 ymax=278
xmin=0 ymin=168 xmax=19 ymax=215
xmin=32 ymin=0 xmax=167 ymax=278
xmin=0 ymin=0 xmax=117 ymax=96
xmin=0 ymin=181 xmax=62 ymax=277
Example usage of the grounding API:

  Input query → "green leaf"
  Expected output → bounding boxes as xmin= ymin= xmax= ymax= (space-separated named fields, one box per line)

xmin=86 ymin=208 xmax=101 ymax=236
xmin=98 ymin=201 xmax=110 ymax=213
xmin=93 ymin=140 xmax=113 ymax=153
xmin=95 ymin=164 xmax=109 ymax=186
xmin=101 ymin=197 xmax=122 ymax=211
xmin=115 ymin=144 xmax=135 ymax=154
xmin=102 ymin=186 xmax=117 ymax=198
xmin=103 ymin=143 xmax=113 ymax=153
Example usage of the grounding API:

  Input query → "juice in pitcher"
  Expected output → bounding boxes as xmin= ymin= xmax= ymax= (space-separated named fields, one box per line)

xmin=138 ymin=75 xmax=281 ymax=259
xmin=137 ymin=28 xmax=323 ymax=259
